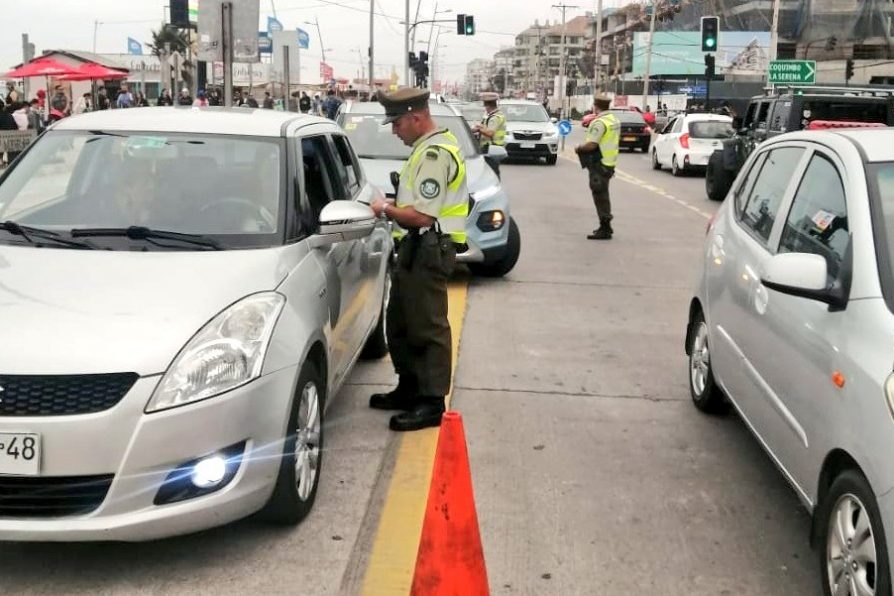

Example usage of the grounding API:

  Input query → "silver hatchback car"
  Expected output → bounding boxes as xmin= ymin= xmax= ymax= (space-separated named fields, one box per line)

xmin=687 ymin=128 xmax=894 ymax=595
xmin=0 ymin=107 xmax=391 ymax=541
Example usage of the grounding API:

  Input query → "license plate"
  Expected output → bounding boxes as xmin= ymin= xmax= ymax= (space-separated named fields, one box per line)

xmin=0 ymin=433 xmax=40 ymax=475
xmin=520 ymin=142 xmax=536 ymax=149
xmin=623 ymin=136 xmax=637 ymax=142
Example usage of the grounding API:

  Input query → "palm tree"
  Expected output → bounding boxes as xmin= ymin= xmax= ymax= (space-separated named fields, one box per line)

xmin=147 ymin=25 xmax=193 ymax=89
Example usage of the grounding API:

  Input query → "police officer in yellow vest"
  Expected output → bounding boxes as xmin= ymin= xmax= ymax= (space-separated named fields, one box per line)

xmin=369 ymin=87 xmax=469 ymax=432
xmin=575 ymin=95 xmax=620 ymax=240
xmin=474 ymin=92 xmax=506 ymax=178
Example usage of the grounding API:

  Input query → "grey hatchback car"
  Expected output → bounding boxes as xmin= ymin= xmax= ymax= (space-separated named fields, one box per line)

xmin=687 ymin=128 xmax=894 ymax=595
xmin=0 ymin=107 xmax=391 ymax=540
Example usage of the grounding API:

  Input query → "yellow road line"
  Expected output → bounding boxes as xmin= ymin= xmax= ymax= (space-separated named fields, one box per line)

xmin=360 ymin=280 xmax=469 ymax=595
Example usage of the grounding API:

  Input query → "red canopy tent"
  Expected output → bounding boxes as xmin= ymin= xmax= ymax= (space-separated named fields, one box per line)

xmin=56 ymin=62 xmax=128 ymax=82
xmin=2 ymin=57 xmax=80 ymax=79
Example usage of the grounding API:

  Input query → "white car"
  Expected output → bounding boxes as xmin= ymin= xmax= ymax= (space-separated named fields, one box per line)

xmin=499 ymin=100 xmax=560 ymax=165
xmin=651 ymin=113 xmax=734 ymax=176
xmin=687 ymin=128 xmax=894 ymax=594
xmin=0 ymin=107 xmax=392 ymax=541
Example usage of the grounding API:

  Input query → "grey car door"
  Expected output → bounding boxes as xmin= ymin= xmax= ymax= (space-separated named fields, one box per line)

xmin=753 ymin=148 xmax=852 ymax=491
xmin=327 ymin=133 xmax=388 ymax=359
xmin=716 ymin=144 xmax=810 ymax=457
xmin=299 ymin=134 xmax=364 ymax=384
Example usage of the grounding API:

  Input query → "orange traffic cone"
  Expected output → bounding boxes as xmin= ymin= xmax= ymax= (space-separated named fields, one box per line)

xmin=411 ymin=411 xmax=489 ymax=596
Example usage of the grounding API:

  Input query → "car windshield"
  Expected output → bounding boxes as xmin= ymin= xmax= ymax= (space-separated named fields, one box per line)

xmin=871 ymin=164 xmax=894 ymax=287
xmin=338 ymin=111 xmax=478 ymax=159
xmin=0 ymin=131 xmax=283 ymax=249
xmin=689 ymin=121 xmax=735 ymax=138
xmin=608 ymin=111 xmax=646 ymax=124
xmin=500 ymin=104 xmax=549 ymax=123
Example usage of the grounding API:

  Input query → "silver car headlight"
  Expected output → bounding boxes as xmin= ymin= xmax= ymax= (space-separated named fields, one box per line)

xmin=146 ymin=293 xmax=286 ymax=413
xmin=543 ymin=131 xmax=559 ymax=140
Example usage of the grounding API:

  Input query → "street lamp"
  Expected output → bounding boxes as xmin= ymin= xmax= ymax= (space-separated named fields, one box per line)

xmin=304 ymin=18 xmax=326 ymax=63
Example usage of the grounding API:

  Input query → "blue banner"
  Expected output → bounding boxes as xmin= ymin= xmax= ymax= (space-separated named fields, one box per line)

xmin=267 ymin=16 xmax=283 ymax=33
xmin=258 ymin=32 xmax=272 ymax=54
xmin=127 ymin=37 xmax=143 ymax=55
xmin=297 ymin=28 xmax=310 ymax=50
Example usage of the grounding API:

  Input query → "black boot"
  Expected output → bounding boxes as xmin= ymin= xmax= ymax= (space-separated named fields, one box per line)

xmin=369 ymin=377 xmax=417 ymax=410
xmin=587 ymin=218 xmax=613 ymax=240
xmin=389 ymin=399 xmax=445 ymax=432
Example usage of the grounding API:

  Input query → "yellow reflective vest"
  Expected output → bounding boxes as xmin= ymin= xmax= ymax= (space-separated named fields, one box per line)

xmin=585 ymin=112 xmax=620 ymax=168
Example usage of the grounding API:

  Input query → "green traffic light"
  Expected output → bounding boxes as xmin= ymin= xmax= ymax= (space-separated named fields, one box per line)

xmin=706 ymin=38 xmax=715 ymax=48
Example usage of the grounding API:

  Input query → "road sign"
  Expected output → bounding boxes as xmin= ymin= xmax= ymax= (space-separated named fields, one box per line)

xmin=558 ymin=120 xmax=572 ymax=137
xmin=197 ymin=0 xmax=261 ymax=63
xmin=768 ymin=60 xmax=816 ymax=85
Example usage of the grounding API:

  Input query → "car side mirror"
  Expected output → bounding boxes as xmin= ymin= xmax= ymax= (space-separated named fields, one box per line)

xmin=487 ymin=144 xmax=508 ymax=162
xmin=732 ymin=116 xmax=743 ymax=129
xmin=760 ymin=239 xmax=852 ymax=311
xmin=550 ymin=117 xmax=558 ymax=124
xmin=309 ymin=200 xmax=377 ymax=249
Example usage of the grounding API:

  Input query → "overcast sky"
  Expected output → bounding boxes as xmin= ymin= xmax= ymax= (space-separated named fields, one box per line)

xmin=2 ymin=0 xmax=630 ymax=86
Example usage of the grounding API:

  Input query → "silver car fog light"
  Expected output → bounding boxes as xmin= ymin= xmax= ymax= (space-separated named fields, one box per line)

xmin=154 ymin=442 xmax=245 ymax=505
xmin=192 ymin=456 xmax=227 ymax=488
xmin=146 ymin=293 xmax=286 ymax=413
xmin=477 ymin=210 xmax=505 ymax=232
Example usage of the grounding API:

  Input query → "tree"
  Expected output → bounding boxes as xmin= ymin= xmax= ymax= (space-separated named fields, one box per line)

xmin=147 ymin=25 xmax=194 ymax=89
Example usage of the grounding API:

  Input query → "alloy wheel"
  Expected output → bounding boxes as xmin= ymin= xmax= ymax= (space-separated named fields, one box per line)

xmin=294 ymin=381 xmax=321 ymax=501
xmin=827 ymin=493 xmax=878 ymax=596
xmin=689 ymin=322 xmax=710 ymax=397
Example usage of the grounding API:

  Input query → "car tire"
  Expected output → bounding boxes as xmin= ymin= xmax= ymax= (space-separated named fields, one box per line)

xmin=259 ymin=359 xmax=325 ymax=525
xmin=546 ymin=154 xmax=558 ymax=165
xmin=687 ymin=310 xmax=726 ymax=414
xmin=817 ymin=470 xmax=891 ymax=596
xmin=651 ymin=149 xmax=661 ymax=170
xmin=706 ymin=151 xmax=733 ymax=201
xmin=468 ymin=217 xmax=521 ymax=277
xmin=672 ymin=155 xmax=684 ymax=177
xmin=360 ymin=262 xmax=391 ymax=360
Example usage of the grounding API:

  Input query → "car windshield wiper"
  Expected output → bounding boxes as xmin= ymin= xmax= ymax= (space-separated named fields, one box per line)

xmin=0 ymin=221 xmax=99 ymax=250
xmin=70 ymin=226 xmax=223 ymax=250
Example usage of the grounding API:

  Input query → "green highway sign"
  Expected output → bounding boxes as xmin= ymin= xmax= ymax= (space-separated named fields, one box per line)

xmin=768 ymin=60 xmax=816 ymax=85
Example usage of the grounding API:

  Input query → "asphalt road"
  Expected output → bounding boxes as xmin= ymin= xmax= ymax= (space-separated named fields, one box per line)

xmin=0 ymin=143 xmax=821 ymax=595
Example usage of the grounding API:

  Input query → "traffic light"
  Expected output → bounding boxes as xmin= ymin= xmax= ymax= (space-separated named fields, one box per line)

xmin=845 ymin=58 xmax=855 ymax=82
xmin=409 ymin=51 xmax=418 ymax=69
xmin=704 ymin=54 xmax=715 ymax=78
xmin=456 ymin=14 xmax=475 ymax=35
xmin=825 ymin=35 xmax=838 ymax=52
xmin=700 ymin=16 xmax=719 ymax=52
xmin=170 ymin=0 xmax=190 ymax=28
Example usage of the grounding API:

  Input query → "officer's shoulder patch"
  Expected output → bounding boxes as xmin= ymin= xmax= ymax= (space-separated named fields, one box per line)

xmin=419 ymin=178 xmax=440 ymax=199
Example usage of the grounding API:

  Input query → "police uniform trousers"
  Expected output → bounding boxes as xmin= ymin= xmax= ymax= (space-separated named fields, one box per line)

xmin=386 ymin=230 xmax=456 ymax=401
xmin=588 ymin=163 xmax=615 ymax=223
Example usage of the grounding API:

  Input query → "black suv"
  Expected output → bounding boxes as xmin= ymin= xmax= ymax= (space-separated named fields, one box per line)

xmin=705 ymin=86 xmax=894 ymax=200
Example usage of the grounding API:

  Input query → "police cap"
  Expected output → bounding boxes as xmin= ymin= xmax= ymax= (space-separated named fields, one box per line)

xmin=380 ymin=87 xmax=430 ymax=124
xmin=479 ymin=92 xmax=500 ymax=104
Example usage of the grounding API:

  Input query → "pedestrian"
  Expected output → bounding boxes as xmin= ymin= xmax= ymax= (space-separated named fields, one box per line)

xmin=5 ymin=82 xmax=20 ymax=105
xmin=134 ymin=91 xmax=150 ymax=107
xmin=207 ymin=88 xmax=221 ymax=106
xmin=177 ymin=87 xmax=192 ymax=106
xmin=51 ymin=85 xmax=69 ymax=115
xmin=368 ymin=87 xmax=469 ymax=432
xmin=116 ymin=85 xmax=134 ymax=109
xmin=473 ymin=92 xmax=506 ymax=178
xmin=642 ymin=104 xmax=656 ymax=128
xmin=234 ymin=89 xmax=245 ymax=107
xmin=245 ymin=95 xmax=259 ymax=108
xmin=157 ymin=88 xmax=173 ymax=106
xmin=0 ymin=103 xmax=21 ymax=165
xmin=575 ymin=94 xmax=619 ymax=240
xmin=96 ymin=87 xmax=111 ymax=110
xmin=35 ymin=89 xmax=46 ymax=111
xmin=12 ymin=102 xmax=29 ymax=130
xmin=26 ymin=99 xmax=42 ymax=131
xmin=312 ymin=93 xmax=322 ymax=115
xmin=193 ymin=90 xmax=209 ymax=107
xmin=73 ymin=92 xmax=92 ymax=114
xmin=263 ymin=91 xmax=274 ymax=109
xmin=299 ymin=91 xmax=311 ymax=113
xmin=322 ymin=89 xmax=341 ymax=119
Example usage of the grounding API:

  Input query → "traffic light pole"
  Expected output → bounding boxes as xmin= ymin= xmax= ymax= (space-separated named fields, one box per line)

xmin=642 ymin=0 xmax=658 ymax=110
xmin=705 ymin=62 xmax=711 ymax=112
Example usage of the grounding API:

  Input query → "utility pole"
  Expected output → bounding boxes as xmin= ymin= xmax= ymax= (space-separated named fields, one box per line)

xmin=594 ymin=0 xmax=603 ymax=92
xmin=369 ymin=0 xmax=375 ymax=93
xmin=642 ymin=0 xmax=658 ymax=109
xmin=93 ymin=21 xmax=100 ymax=54
xmin=553 ymin=4 xmax=579 ymax=120
xmin=769 ymin=0 xmax=781 ymax=62
xmin=404 ymin=0 xmax=410 ymax=86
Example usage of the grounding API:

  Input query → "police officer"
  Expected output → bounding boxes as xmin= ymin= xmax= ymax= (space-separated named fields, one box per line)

xmin=369 ymin=87 xmax=469 ymax=432
xmin=474 ymin=92 xmax=506 ymax=178
xmin=575 ymin=95 xmax=620 ymax=240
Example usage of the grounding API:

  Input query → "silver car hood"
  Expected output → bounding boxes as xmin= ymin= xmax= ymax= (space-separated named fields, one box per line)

xmin=505 ymin=121 xmax=557 ymax=135
xmin=360 ymin=154 xmax=498 ymax=195
xmin=0 ymin=245 xmax=290 ymax=376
